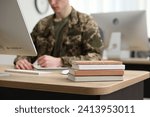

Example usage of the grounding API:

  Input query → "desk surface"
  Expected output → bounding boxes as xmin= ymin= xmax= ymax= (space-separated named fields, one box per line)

xmin=0 ymin=66 xmax=149 ymax=95
xmin=121 ymin=58 xmax=150 ymax=65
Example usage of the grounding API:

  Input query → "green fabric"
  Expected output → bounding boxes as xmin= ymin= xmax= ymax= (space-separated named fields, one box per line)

xmin=52 ymin=17 xmax=68 ymax=57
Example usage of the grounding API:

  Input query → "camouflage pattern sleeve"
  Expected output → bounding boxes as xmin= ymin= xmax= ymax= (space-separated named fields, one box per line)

xmin=61 ymin=14 xmax=104 ymax=67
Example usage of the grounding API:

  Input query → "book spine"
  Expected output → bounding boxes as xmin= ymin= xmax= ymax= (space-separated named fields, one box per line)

xmin=69 ymin=69 xmax=124 ymax=76
xmin=68 ymin=74 xmax=123 ymax=82
xmin=72 ymin=64 xmax=125 ymax=70
xmin=72 ymin=61 xmax=122 ymax=65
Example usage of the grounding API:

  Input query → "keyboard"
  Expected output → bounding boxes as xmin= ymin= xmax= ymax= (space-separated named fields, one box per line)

xmin=5 ymin=69 xmax=51 ymax=75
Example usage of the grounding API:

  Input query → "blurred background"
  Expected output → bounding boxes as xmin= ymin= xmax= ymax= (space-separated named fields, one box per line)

xmin=0 ymin=0 xmax=149 ymax=64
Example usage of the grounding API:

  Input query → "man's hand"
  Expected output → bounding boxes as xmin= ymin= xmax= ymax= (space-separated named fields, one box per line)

xmin=36 ymin=55 xmax=63 ymax=67
xmin=15 ymin=59 xmax=33 ymax=70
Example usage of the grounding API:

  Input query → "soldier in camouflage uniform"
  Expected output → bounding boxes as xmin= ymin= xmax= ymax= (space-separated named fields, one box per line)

xmin=14 ymin=0 xmax=103 ymax=69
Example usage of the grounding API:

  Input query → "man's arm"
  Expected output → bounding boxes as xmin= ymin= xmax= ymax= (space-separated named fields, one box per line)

xmin=61 ymin=17 xmax=104 ymax=67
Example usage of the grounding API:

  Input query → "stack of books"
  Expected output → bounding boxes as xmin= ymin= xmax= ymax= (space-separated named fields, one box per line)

xmin=68 ymin=60 xmax=125 ymax=81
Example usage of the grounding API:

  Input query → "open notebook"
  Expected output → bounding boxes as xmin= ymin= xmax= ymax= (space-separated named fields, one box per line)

xmin=33 ymin=65 xmax=69 ymax=75
xmin=33 ymin=61 xmax=68 ymax=70
xmin=33 ymin=62 xmax=69 ymax=74
xmin=33 ymin=65 xmax=68 ymax=70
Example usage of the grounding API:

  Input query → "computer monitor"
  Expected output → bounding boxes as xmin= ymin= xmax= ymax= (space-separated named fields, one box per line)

xmin=0 ymin=0 xmax=37 ymax=56
xmin=91 ymin=10 xmax=150 ymax=53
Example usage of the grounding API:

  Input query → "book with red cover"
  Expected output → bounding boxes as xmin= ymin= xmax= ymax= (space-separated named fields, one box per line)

xmin=69 ymin=69 xmax=124 ymax=76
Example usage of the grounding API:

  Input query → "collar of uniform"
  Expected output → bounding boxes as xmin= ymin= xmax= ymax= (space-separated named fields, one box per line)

xmin=45 ymin=7 xmax=79 ymax=33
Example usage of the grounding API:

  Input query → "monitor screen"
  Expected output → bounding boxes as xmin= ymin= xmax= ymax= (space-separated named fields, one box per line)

xmin=91 ymin=10 xmax=150 ymax=51
xmin=0 ymin=0 xmax=37 ymax=56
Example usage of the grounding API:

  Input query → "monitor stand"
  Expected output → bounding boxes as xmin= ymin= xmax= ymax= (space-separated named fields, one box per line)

xmin=107 ymin=32 xmax=121 ymax=60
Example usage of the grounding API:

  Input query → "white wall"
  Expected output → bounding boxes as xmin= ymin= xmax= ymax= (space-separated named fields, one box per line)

xmin=18 ymin=0 xmax=53 ymax=32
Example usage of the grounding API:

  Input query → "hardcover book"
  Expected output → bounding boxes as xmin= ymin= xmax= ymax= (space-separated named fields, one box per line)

xmin=68 ymin=74 xmax=123 ymax=82
xmin=69 ymin=69 xmax=124 ymax=76
xmin=72 ymin=60 xmax=123 ymax=65
xmin=71 ymin=64 xmax=125 ymax=70
xmin=71 ymin=60 xmax=125 ymax=70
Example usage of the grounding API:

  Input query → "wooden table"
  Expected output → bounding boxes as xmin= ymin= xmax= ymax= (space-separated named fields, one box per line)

xmin=0 ymin=65 xmax=149 ymax=100
xmin=122 ymin=58 xmax=150 ymax=65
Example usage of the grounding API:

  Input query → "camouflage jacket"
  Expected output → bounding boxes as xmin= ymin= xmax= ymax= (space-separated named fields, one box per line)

xmin=14 ymin=8 xmax=104 ymax=67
